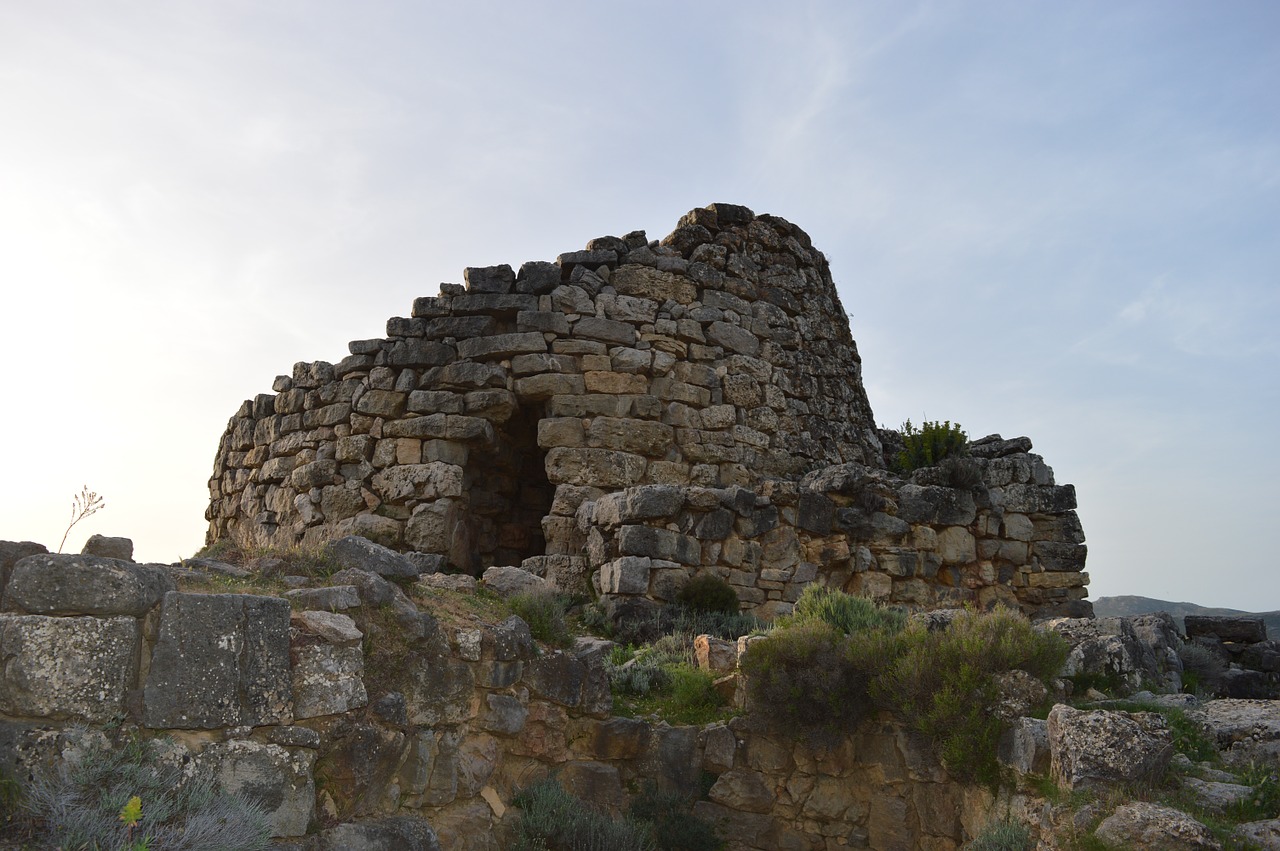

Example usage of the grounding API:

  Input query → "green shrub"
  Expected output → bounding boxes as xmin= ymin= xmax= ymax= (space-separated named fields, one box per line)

xmin=676 ymin=574 xmax=740 ymax=614
xmin=629 ymin=785 xmax=724 ymax=851
xmin=868 ymin=607 xmax=1069 ymax=785
xmin=896 ymin=419 xmax=968 ymax=472
xmin=664 ymin=667 xmax=724 ymax=726
xmin=24 ymin=732 xmax=272 ymax=851
xmin=512 ymin=778 xmax=654 ymax=851
xmin=509 ymin=589 xmax=573 ymax=647
xmin=968 ymin=818 xmax=1033 ymax=851
xmin=785 ymin=585 xmax=906 ymax=635
xmin=740 ymin=623 xmax=878 ymax=742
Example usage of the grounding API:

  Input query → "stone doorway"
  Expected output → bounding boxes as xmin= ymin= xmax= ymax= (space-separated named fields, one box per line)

xmin=465 ymin=404 xmax=554 ymax=571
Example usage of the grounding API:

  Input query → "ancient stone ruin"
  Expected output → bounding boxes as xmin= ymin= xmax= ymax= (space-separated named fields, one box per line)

xmin=207 ymin=203 xmax=1089 ymax=618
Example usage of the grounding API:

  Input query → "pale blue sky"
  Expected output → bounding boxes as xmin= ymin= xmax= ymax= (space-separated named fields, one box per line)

xmin=2 ymin=2 xmax=1276 ymax=609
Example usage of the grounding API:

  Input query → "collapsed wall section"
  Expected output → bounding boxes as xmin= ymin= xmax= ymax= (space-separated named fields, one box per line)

xmin=206 ymin=204 xmax=883 ymax=575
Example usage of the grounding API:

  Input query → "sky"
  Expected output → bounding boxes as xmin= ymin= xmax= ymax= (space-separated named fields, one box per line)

xmin=1 ymin=1 xmax=1277 ymax=610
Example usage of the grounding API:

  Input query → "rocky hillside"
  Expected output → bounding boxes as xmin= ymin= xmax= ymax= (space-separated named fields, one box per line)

xmin=1094 ymin=594 xmax=1280 ymax=636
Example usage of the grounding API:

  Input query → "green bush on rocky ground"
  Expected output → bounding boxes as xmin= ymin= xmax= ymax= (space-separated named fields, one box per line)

xmin=512 ymin=778 xmax=723 ymax=851
xmin=742 ymin=592 xmax=1068 ymax=784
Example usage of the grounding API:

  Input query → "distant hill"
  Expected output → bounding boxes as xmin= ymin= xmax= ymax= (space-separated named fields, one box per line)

xmin=1093 ymin=595 xmax=1280 ymax=638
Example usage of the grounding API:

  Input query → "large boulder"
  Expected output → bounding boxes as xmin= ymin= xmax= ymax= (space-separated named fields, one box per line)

xmin=1042 ymin=615 xmax=1179 ymax=695
xmin=1094 ymin=802 xmax=1221 ymax=850
xmin=0 ymin=614 xmax=138 ymax=722
xmin=5 ymin=554 xmax=174 ymax=616
xmin=143 ymin=593 xmax=292 ymax=728
xmin=1047 ymin=704 xmax=1174 ymax=790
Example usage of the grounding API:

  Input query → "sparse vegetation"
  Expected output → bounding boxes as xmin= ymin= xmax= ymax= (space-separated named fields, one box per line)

xmin=508 ymin=588 xmax=573 ymax=647
xmin=873 ymin=607 xmax=1068 ymax=784
xmin=511 ymin=777 xmax=723 ymax=851
xmin=58 ymin=485 xmax=104 ymax=553
xmin=511 ymin=777 xmax=653 ymax=851
xmin=895 ymin=419 xmax=968 ymax=473
xmin=22 ymin=731 xmax=272 ymax=851
xmin=968 ymin=818 xmax=1033 ymax=851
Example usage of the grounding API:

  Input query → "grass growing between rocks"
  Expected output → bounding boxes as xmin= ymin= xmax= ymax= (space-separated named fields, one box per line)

xmin=511 ymin=778 xmax=723 ymax=851
xmin=607 ymin=636 xmax=732 ymax=727
xmin=21 ymin=731 xmax=272 ymax=851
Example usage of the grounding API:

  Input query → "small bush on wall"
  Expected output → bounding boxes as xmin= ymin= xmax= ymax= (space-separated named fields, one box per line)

xmin=895 ymin=419 xmax=969 ymax=472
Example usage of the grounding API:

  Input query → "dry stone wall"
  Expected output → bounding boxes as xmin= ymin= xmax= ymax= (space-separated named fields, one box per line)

xmin=0 ymin=545 xmax=997 ymax=850
xmin=207 ymin=204 xmax=1089 ymax=618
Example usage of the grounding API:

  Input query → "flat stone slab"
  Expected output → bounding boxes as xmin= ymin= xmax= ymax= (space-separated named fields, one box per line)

xmin=143 ymin=593 xmax=292 ymax=729
xmin=0 ymin=614 xmax=138 ymax=722
xmin=5 ymin=554 xmax=175 ymax=616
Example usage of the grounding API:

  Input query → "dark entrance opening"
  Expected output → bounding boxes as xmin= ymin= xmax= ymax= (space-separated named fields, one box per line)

xmin=467 ymin=405 xmax=554 ymax=569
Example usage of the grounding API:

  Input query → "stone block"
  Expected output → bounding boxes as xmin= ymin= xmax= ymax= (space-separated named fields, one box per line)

xmin=80 ymin=534 xmax=133 ymax=561
xmin=196 ymin=740 xmax=315 ymax=838
xmin=599 ymin=557 xmax=652 ymax=595
xmin=616 ymin=525 xmax=700 ymax=566
xmin=573 ymin=317 xmax=637 ymax=346
xmin=1048 ymin=705 xmax=1173 ymax=791
xmin=545 ymin=447 xmax=647 ymax=487
xmin=6 ymin=554 xmax=175 ymax=616
xmin=611 ymin=264 xmax=697 ymax=304
xmin=328 ymin=535 xmax=420 ymax=579
xmin=371 ymin=462 xmax=463 ymax=502
xmin=0 ymin=614 xmax=138 ymax=722
xmin=144 ymin=593 xmax=293 ymax=729
xmin=585 ymin=416 xmax=672 ymax=456
xmin=291 ymin=613 xmax=367 ymax=719
xmin=457 ymin=331 xmax=546 ymax=360
xmin=1185 ymin=616 xmax=1267 ymax=644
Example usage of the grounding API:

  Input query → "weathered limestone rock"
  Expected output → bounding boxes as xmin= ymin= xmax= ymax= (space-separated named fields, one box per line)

xmin=291 ymin=611 xmax=367 ymax=719
xmin=196 ymin=739 xmax=316 ymax=838
xmin=329 ymin=535 xmax=420 ymax=579
xmin=1185 ymin=699 xmax=1280 ymax=767
xmin=5 ymin=554 xmax=174 ymax=616
xmin=0 ymin=614 xmax=138 ymax=721
xmin=481 ymin=565 xmax=548 ymax=598
xmin=1048 ymin=704 xmax=1174 ymax=791
xmin=81 ymin=534 xmax=134 ymax=561
xmin=1094 ymin=802 xmax=1221 ymax=850
xmin=143 ymin=593 xmax=293 ymax=728
xmin=1185 ymin=615 xmax=1267 ymax=644
xmin=312 ymin=816 xmax=442 ymax=851
xmin=1180 ymin=776 xmax=1253 ymax=814
xmin=1234 ymin=819 xmax=1280 ymax=850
